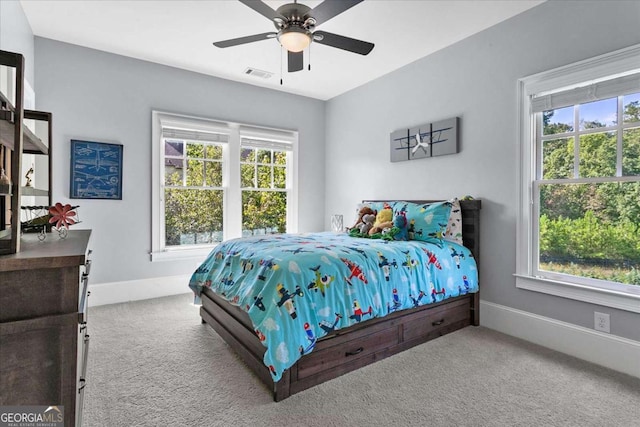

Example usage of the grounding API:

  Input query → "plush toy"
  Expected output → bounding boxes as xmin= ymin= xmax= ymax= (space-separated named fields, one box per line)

xmin=358 ymin=213 xmax=376 ymax=235
xmin=348 ymin=206 xmax=376 ymax=232
xmin=393 ymin=211 xmax=409 ymax=241
xmin=369 ymin=203 xmax=393 ymax=235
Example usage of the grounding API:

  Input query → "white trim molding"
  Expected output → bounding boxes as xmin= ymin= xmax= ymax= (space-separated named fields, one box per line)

xmin=515 ymin=274 xmax=640 ymax=314
xmin=151 ymin=110 xmax=299 ymax=262
xmin=88 ymin=275 xmax=192 ymax=307
xmin=480 ymin=300 xmax=640 ymax=378
xmin=516 ymin=44 xmax=640 ymax=311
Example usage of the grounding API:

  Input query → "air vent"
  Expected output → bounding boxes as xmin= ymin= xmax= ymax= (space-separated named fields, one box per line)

xmin=244 ymin=68 xmax=273 ymax=79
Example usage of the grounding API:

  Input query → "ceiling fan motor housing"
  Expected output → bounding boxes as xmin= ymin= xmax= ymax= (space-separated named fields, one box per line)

xmin=274 ymin=2 xmax=316 ymax=52
xmin=274 ymin=3 xmax=316 ymax=32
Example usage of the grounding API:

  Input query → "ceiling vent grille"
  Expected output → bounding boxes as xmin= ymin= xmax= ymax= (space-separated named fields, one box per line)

xmin=244 ymin=68 xmax=273 ymax=79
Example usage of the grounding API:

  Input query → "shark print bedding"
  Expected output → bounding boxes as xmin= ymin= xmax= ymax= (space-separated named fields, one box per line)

xmin=188 ymin=232 xmax=478 ymax=381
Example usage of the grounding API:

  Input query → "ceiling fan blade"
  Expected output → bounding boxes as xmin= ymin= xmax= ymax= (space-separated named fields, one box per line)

xmin=239 ymin=0 xmax=285 ymax=21
xmin=213 ymin=32 xmax=276 ymax=48
xmin=309 ymin=0 xmax=363 ymax=26
xmin=313 ymin=31 xmax=374 ymax=55
xmin=288 ymin=51 xmax=303 ymax=72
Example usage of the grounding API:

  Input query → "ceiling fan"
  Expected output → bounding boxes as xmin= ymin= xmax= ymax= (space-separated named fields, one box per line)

xmin=213 ymin=0 xmax=374 ymax=73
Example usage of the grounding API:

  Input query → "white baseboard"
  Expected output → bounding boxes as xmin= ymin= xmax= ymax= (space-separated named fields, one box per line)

xmin=88 ymin=275 xmax=192 ymax=307
xmin=480 ymin=300 xmax=640 ymax=378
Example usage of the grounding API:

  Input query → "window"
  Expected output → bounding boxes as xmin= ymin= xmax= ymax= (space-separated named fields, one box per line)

xmin=240 ymin=137 xmax=291 ymax=236
xmin=151 ymin=112 xmax=298 ymax=261
xmin=516 ymin=45 xmax=640 ymax=313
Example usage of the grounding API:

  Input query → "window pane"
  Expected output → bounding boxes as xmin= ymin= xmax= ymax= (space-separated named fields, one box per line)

xmin=257 ymin=165 xmax=271 ymax=189
xmin=241 ymin=164 xmax=255 ymax=188
xmin=165 ymin=140 xmax=183 ymax=156
xmin=274 ymin=166 xmax=286 ymax=189
xmin=579 ymin=97 xmax=617 ymax=130
xmin=579 ymin=131 xmax=616 ymax=178
xmin=164 ymin=158 xmax=183 ymax=185
xmin=539 ymin=181 xmax=640 ymax=286
xmin=241 ymin=148 xmax=255 ymax=162
xmin=205 ymin=144 xmax=222 ymax=160
xmin=623 ymin=127 xmax=640 ymax=176
xmin=274 ymin=151 xmax=287 ymax=165
xmin=186 ymin=143 xmax=204 ymax=158
xmin=543 ymin=107 xmax=573 ymax=135
xmin=204 ymin=161 xmax=222 ymax=187
xmin=623 ymin=93 xmax=640 ymax=123
xmin=164 ymin=188 xmax=223 ymax=247
xmin=257 ymin=149 xmax=272 ymax=164
xmin=542 ymin=137 xmax=573 ymax=179
xmin=186 ymin=159 xmax=204 ymax=186
xmin=242 ymin=190 xmax=287 ymax=236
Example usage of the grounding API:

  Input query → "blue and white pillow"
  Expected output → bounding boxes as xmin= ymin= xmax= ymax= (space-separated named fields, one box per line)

xmin=401 ymin=201 xmax=452 ymax=242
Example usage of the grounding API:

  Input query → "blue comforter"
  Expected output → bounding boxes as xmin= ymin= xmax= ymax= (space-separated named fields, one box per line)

xmin=189 ymin=232 xmax=478 ymax=381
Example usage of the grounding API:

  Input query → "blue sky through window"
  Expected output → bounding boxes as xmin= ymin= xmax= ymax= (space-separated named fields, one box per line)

xmin=546 ymin=92 xmax=639 ymax=131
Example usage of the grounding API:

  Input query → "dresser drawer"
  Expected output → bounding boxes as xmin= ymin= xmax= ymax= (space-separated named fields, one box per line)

xmin=0 ymin=266 xmax=81 ymax=322
xmin=403 ymin=298 xmax=471 ymax=342
xmin=0 ymin=313 xmax=78 ymax=427
xmin=296 ymin=326 xmax=398 ymax=379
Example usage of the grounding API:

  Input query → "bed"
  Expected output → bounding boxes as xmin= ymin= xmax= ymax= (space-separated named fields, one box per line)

xmin=190 ymin=199 xmax=481 ymax=401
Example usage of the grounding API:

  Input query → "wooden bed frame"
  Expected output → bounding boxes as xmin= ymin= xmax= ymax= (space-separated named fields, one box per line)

xmin=199 ymin=199 xmax=481 ymax=401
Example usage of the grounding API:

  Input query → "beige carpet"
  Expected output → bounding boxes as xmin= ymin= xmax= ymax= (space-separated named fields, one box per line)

xmin=84 ymin=293 xmax=640 ymax=427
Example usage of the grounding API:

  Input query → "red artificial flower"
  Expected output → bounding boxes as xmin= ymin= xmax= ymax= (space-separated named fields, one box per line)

xmin=48 ymin=203 xmax=77 ymax=229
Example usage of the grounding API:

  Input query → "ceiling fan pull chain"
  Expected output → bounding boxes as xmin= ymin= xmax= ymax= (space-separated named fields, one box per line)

xmin=308 ymin=44 xmax=311 ymax=71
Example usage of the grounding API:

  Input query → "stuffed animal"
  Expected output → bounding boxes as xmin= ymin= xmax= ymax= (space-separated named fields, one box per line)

xmin=369 ymin=203 xmax=393 ymax=235
xmin=358 ymin=213 xmax=376 ymax=235
xmin=393 ymin=211 xmax=408 ymax=241
xmin=348 ymin=206 xmax=376 ymax=232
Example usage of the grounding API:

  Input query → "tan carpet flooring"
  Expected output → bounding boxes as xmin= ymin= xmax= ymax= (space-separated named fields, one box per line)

xmin=83 ymin=293 xmax=640 ymax=426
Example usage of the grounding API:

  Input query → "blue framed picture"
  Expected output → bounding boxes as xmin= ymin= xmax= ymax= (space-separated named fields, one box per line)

xmin=70 ymin=139 xmax=123 ymax=199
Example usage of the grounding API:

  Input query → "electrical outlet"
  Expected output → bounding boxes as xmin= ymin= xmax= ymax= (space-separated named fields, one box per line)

xmin=594 ymin=311 xmax=610 ymax=333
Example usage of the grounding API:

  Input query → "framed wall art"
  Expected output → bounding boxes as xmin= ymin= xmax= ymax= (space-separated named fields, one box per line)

xmin=70 ymin=139 xmax=123 ymax=199
xmin=390 ymin=117 xmax=459 ymax=162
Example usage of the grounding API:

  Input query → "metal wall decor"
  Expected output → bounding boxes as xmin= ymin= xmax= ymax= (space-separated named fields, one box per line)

xmin=390 ymin=117 xmax=459 ymax=162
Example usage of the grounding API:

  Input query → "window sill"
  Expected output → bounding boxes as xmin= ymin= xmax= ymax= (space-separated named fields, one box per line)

xmin=150 ymin=246 xmax=216 ymax=262
xmin=514 ymin=274 xmax=640 ymax=313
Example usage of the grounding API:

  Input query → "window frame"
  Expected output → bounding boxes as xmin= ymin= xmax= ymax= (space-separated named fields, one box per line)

xmin=151 ymin=111 xmax=298 ymax=262
xmin=516 ymin=44 xmax=640 ymax=313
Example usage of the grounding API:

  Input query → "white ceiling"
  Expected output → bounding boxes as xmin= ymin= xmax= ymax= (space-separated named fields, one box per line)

xmin=20 ymin=0 xmax=544 ymax=100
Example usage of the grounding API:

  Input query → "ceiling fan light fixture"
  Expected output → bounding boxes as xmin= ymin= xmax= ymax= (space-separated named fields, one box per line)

xmin=278 ymin=26 xmax=311 ymax=52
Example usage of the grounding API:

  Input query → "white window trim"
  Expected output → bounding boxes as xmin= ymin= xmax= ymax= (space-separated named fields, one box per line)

xmin=516 ymin=44 xmax=640 ymax=313
xmin=151 ymin=111 xmax=298 ymax=262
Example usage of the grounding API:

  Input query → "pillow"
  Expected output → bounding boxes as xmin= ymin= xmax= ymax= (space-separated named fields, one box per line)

xmin=443 ymin=198 xmax=463 ymax=245
xmin=403 ymin=201 xmax=452 ymax=242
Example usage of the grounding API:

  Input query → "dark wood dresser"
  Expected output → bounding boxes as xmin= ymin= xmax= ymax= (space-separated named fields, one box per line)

xmin=0 ymin=230 xmax=92 ymax=427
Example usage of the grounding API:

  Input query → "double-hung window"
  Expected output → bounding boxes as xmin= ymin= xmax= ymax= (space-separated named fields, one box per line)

xmin=516 ymin=45 xmax=640 ymax=312
xmin=151 ymin=112 xmax=298 ymax=261
xmin=240 ymin=134 xmax=292 ymax=236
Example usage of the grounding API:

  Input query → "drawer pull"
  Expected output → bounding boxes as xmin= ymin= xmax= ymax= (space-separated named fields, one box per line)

xmin=432 ymin=319 xmax=445 ymax=326
xmin=345 ymin=347 xmax=364 ymax=356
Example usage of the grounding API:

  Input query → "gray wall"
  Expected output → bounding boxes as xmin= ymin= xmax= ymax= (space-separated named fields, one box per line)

xmin=34 ymin=38 xmax=326 ymax=285
xmin=325 ymin=1 xmax=640 ymax=341
xmin=0 ymin=0 xmax=35 ymax=87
